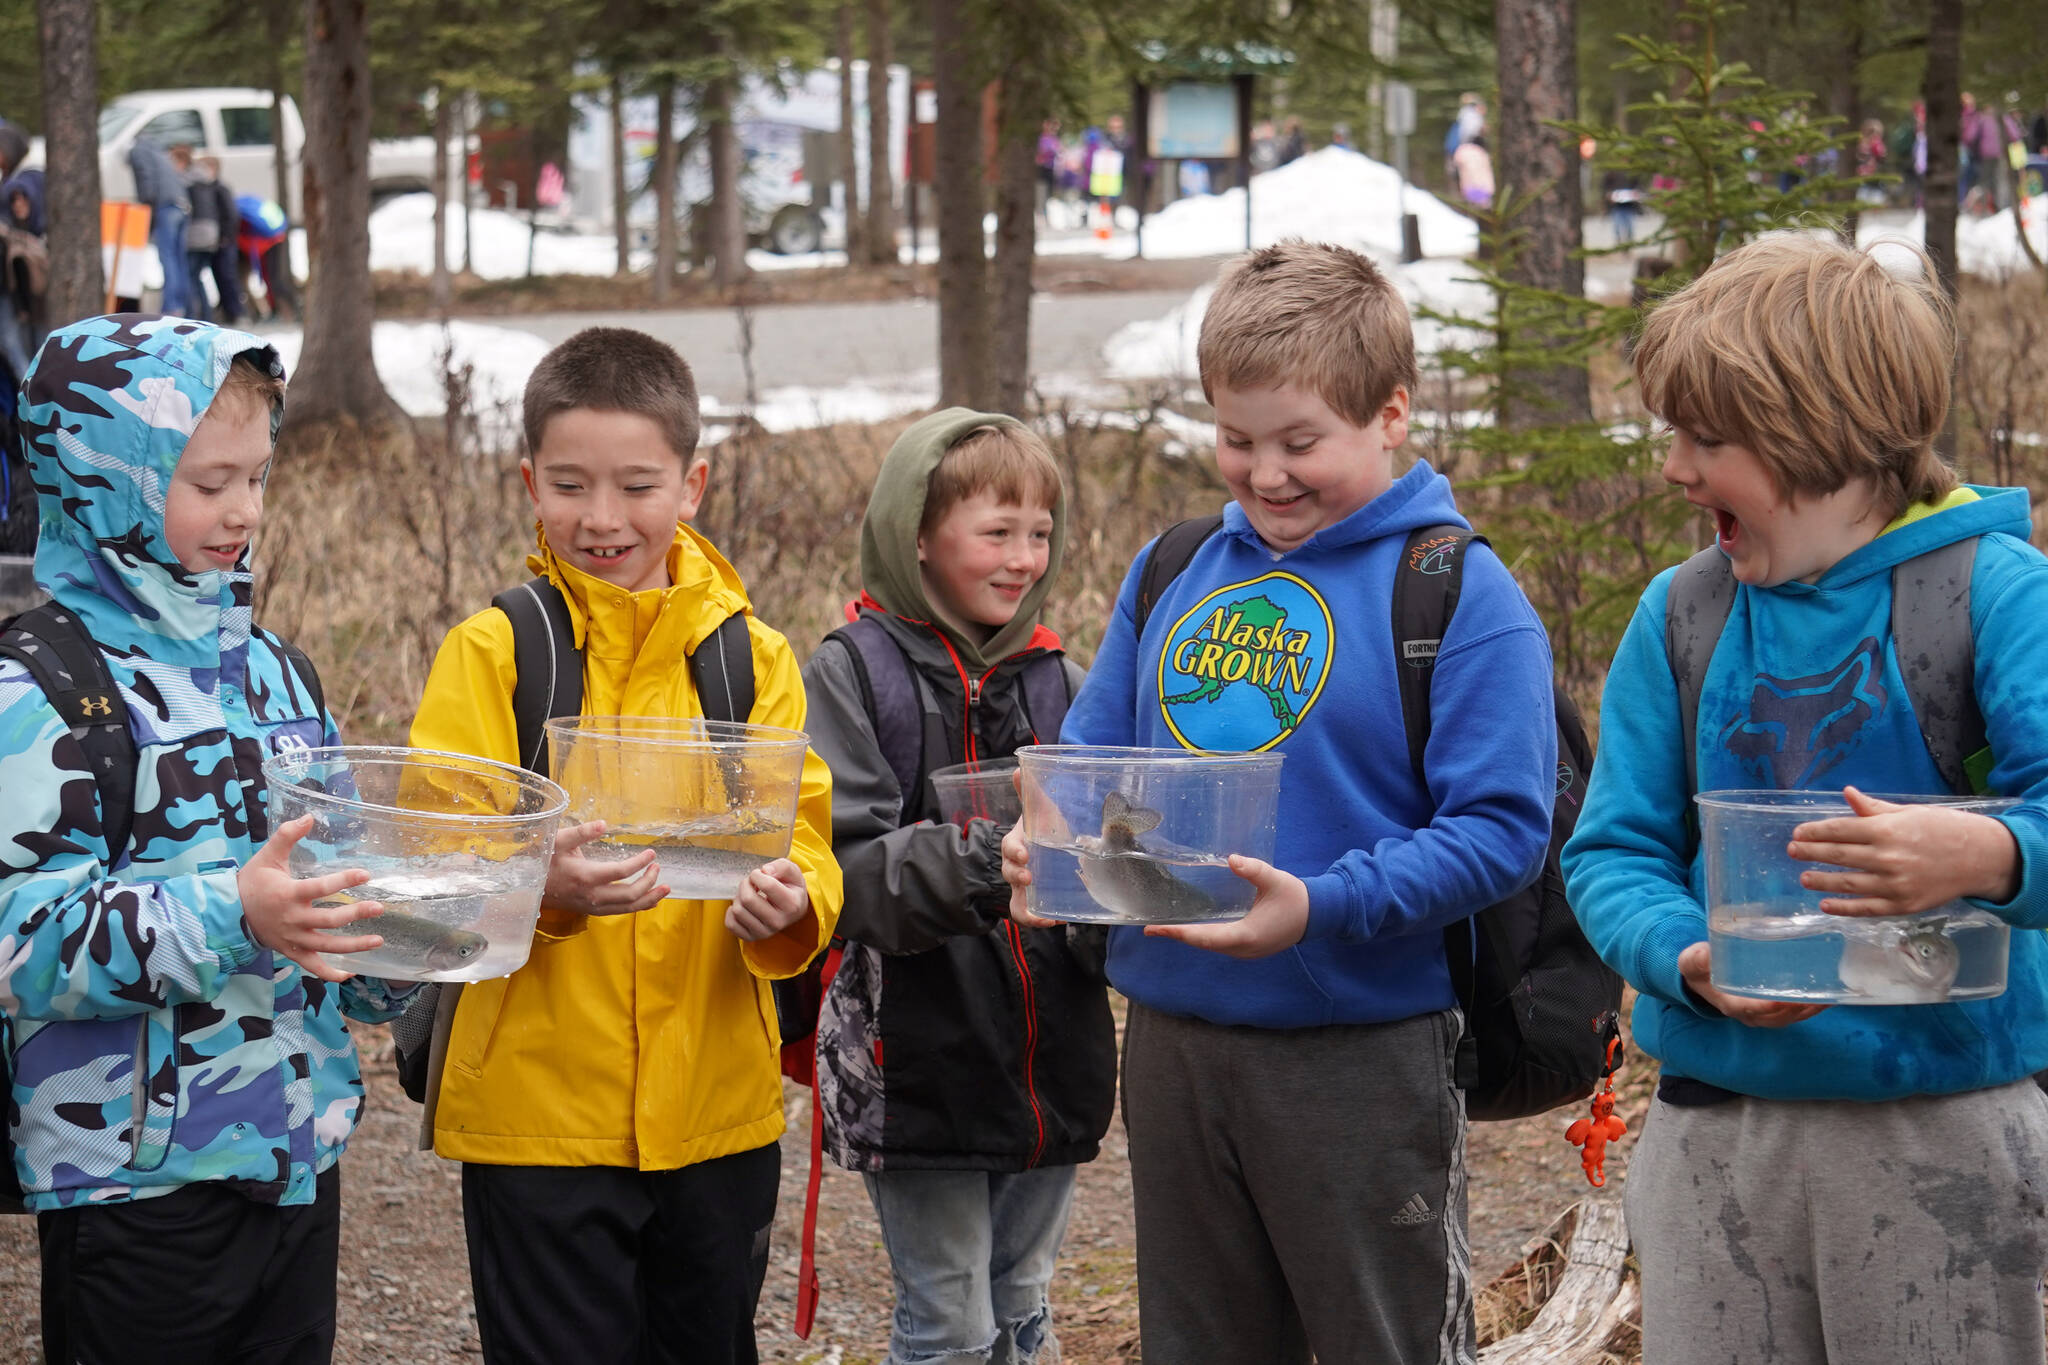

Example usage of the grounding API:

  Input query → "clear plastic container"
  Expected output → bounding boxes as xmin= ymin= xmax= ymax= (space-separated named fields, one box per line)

xmin=929 ymin=757 xmax=1021 ymax=827
xmin=1696 ymin=789 xmax=2016 ymax=1005
xmin=544 ymin=717 xmax=809 ymax=901
xmin=1016 ymin=745 xmax=1284 ymax=925
xmin=263 ymin=746 xmax=569 ymax=983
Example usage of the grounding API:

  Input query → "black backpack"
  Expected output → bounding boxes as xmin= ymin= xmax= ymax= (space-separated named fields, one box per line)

xmin=387 ymin=577 xmax=758 ymax=1107
xmin=1136 ymin=516 xmax=1623 ymax=1122
xmin=0 ymin=601 xmax=325 ymax=1214
xmin=771 ymin=612 xmax=1075 ymax=1083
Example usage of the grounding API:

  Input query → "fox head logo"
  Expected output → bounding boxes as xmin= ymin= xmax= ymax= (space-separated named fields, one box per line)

xmin=1722 ymin=638 xmax=1886 ymax=788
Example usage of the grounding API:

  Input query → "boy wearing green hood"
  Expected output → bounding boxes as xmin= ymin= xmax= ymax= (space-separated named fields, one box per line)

xmin=800 ymin=409 xmax=1117 ymax=1365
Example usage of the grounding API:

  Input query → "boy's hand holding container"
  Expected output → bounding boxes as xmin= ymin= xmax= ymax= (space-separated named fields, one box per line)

xmin=543 ymin=818 xmax=671 ymax=915
xmin=237 ymin=813 xmax=387 ymax=983
xmin=726 ymin=859 xmax=811 ymax=941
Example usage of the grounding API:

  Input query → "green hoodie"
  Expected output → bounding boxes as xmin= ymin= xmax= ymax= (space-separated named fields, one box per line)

xmin=858 ymin=407 xmax=1068 ymax=672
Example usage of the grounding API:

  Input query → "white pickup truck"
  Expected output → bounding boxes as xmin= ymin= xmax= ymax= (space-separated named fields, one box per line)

xmin=50 ymin=88 xmax=444 ymax=222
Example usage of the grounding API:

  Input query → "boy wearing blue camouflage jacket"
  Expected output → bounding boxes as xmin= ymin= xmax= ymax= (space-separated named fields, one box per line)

xmin=0 ymin=316 xmax=416 ymax=1365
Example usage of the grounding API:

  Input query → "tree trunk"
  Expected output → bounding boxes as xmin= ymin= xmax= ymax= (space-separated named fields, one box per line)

xmin=865 ymin=0 xmax=897 ymax=264
xmin=836 ymin=4 xmax=865 ymax=265
xmin=431 ymin=90 xmax=452 ymax=318
xmin=652 ymin=83 xmax=677 ymax=304
xmin=283 ymin=0 xmax=401 ymax=437
xmin=1923 ymin=0 xmax=1961 ymax=303
xmin=931 ymin=0 xmax=991 ymax=408
xmin=705 ymin=68 xmax=749 ymax=289
xmin=267 ymin=5 xmax=292 ymax=218
xmin=459 ymin=94 xmax=473 ymax=275
xmin=1495 ymin=0 xmax=1593 ymax=427
xmin=992 ymin=78 xmax=1041 ymax=415
xmin=611 ymin=71 xmax=631 ymax=277
xmin=37 ymin=0 xmax=103 ymax=325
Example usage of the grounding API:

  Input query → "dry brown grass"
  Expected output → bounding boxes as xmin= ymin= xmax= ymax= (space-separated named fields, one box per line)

xmin=256 ymin=387 xmax=1223 ymax=746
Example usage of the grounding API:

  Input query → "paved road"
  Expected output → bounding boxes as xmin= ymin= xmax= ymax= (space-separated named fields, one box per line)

xmin=488 ymin=290 xmax=1197 ymax=401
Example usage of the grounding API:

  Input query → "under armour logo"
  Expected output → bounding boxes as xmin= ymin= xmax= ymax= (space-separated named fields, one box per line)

xmin=1390 ymin=1194 xmax=1438 ymax=1226
xmin=79 ymin=695 xmax=113 ymax=718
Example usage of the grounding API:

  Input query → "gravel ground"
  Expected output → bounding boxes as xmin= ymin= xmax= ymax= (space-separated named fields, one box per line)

xmin=0 ymin=1009 xmax=1642 ymax=1365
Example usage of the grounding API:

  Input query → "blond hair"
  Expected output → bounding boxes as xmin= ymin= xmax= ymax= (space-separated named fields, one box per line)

xmin=1634 ymin=234 xmax=1957 ymax=519
xmin=211 ymin=352 xmax=286 ymax=428
xmin=1197 ymin=239 xmax=1418 ymax=426
xmin=921 ymin=424 xmax=1063 ymax=534
xmin=522 ymin=327 xmax=700 ymax=461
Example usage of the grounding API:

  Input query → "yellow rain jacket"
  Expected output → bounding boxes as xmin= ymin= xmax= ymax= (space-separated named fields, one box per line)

xmin=408 ymin=525 xmax=842 ymax=1170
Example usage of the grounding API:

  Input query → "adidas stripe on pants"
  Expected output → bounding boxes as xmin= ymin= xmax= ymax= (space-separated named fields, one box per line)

xmin=1121 ymin=1002 xmax=1474 ymax=1365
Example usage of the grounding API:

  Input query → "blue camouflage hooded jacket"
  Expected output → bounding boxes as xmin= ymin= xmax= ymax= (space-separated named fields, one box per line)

xmin=0 ymin=315 xmax=412 ymax=1212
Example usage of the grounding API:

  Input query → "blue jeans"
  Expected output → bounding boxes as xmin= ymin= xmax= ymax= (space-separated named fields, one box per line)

xmin=152 ymin=204 xmax=192 ymax=316
xmin=864 ymin=1165 xmax=1077 ymax=1365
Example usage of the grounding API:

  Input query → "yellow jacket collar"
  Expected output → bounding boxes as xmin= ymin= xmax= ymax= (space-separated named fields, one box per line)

xmin=528 ymin=523 xmax=753 ymax=656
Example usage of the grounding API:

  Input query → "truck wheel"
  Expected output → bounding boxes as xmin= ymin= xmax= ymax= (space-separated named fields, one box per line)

xmin=767 ymin=206 xmax=825 ymax=256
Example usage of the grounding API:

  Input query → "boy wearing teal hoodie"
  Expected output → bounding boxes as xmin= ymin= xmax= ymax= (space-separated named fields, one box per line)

xmin=1564 ymin=235 xmax=2048 ymax=1364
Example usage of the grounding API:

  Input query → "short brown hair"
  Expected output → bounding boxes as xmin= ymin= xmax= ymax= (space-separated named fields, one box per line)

xmin=920 ymin=423 xmax=1063 ymax=534
xmin=1197 ymin=239 xmax=1419 ymax=426
xmin=211 ymin=351 xmax=286 ymax=429
xmin=522 ymin=327 xmax=701 ymax=461
xmin=1634 ymin=234 xmax=1957 ymax=519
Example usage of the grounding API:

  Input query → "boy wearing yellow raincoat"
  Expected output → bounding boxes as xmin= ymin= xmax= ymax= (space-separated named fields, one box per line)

xmin=408 ymin=327 xmax=841 ymax=1365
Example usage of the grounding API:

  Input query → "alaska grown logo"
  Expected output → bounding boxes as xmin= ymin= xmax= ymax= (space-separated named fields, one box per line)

xmin=1157 ymin=572 xmax=1334 ymax=752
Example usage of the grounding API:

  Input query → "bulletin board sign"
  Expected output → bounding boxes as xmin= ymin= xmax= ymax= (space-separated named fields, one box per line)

xmin=1146 ymin=82 xmax=1240 ymax=160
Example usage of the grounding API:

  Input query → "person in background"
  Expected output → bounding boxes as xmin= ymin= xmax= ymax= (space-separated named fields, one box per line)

xmin=0 ymin=123 xmax=41 ymax=375
xmin=1604 ymin=168 xmax=1644 ymax=245
xmin=1035 ymin=119 xmax=1062 ymax=226
xmin=184 ymin=156 xmax=244 ymax=326
xmin=131 ymin=139 xmax=194 ymax=317
xmin=1855 ymin=118 xmax=1888 ymax=204
xmin=1278 ymin=116 xmax=1305 ymax=166
xmin=1452 ymin=134 xmax=1494 ymax=210
xmin=236 ymin=194 xmax=299 ymax=323
xmin=1251 ymin=118 xmax=1280 ymax=174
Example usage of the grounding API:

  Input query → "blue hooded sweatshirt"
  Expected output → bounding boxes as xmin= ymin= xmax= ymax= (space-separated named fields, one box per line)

xmin=1562 ymin=487 xmax=2048 ymax=1101
xmin=0 ymin=315 xmax=414 ymax=1211
xmin=1061 ymin=460 xmax=1557 ymax=1029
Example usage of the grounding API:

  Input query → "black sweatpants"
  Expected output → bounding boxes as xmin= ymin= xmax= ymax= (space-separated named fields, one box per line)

xmin=462 ymin=1144 xmax=780 ymax=1365
xmin=37 ymin=1164 xmax=342 ymax=1365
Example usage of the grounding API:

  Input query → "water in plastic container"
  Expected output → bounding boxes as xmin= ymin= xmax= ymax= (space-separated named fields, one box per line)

xmin=1696 ymin=790 xmax=2015 ymax=1005
xmin=581 ymin=811 xmax=795 ymax=900
xmin=1016 ymin=747 xmax=1284 ymax=925
xmin=929 ymin=758 xmax=1021 ymax=828
xmin=264 ymin=746 xmax=567 ymax=983
xmin=546 ymin=718 xmax=810 ymax=903
xmin=1710 ymin=906 xmax=2009 ymax=1004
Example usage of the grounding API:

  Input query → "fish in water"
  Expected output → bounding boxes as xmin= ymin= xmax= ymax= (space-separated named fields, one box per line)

xmin=584 ymin=834 xmax=776 ymax=900
xmin=1837 ymin=917 xmax=1960 ymax=1002
xmin=319 ymin=901 xmax=490 ymax=974
xmin=1075 ymin=791 xmax=1219 ymax=923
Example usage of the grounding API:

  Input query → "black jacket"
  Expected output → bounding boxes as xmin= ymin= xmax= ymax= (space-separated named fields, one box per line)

xmin=801 ymin=606 xmax=1116 ymax=1173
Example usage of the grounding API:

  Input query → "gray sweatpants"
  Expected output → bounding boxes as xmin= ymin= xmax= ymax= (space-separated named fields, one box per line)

xmin=1122 ymin=1001 xmax=1473 ymax=1365
xmin=1625 ymin=1079 xmax=2048 ymax=1365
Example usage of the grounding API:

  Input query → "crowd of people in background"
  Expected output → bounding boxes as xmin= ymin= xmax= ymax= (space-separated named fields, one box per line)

xmin=0 ymin=117 xmax=304 ymax=390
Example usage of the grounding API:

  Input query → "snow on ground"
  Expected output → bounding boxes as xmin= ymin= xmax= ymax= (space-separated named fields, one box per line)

xmin=1856 ymin=199 xmax=2048 ymax=278
xmin=1104 ymin=256 xmax=1495 ymax=384
xmin=265 ymin=318 xmax=934 ymax=440
xmin=1104 ymin=147 xmax=1479 ymax=263
xmin=369 ymin=195 xmax=630 ymax=279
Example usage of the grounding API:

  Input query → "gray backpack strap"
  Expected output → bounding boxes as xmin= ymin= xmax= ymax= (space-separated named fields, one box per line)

xmin=1893 ymin=538 xmax=1985 ymax=796
xmin=1663 ymin=547 xmax=1738 ymax=796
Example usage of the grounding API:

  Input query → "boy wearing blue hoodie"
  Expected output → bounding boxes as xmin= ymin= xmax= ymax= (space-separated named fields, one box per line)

xmin=0 ymin=316 xmax=414 ymax=1364
xmin=1563 ymin=235 xmax=2048 ymax=1365
xmin=1004 ymin=240 xmax=1557 ymax=1364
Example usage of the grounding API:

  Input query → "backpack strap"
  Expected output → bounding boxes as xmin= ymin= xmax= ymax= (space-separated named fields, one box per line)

xmin=1016 ymin=652 xmax=1073 ymax=745
xmin=829 ymin=614 xmax=949 ymax=814
xmin=689 ymin=611 xmax=756 ymax=726
xmin=1135 ymin=513 xmax=1225 ymax=637
xmin=0 ymin=602 xmax=137 ymax=859
xmin=1390 ymin=526 xmax=1489 ymax=1091
xmin=491 ymin=577 xmax=582 ymax=777
xmin=1892 ymin=538 xmax=1986 ymax=796
xmin=1392 ymin=525 xmax=1483 ymax=780
xmin=1663 ymin=547 xmax=1738 ymax=800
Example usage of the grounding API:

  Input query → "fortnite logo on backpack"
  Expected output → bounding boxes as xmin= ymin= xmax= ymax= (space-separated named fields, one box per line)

xmin=1157 ymin=572 xmax=1333 ymax=753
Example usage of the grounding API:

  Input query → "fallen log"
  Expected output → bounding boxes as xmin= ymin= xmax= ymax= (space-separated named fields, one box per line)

xmin=1478 ymin=1186 xmax=1636 ymax=1364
